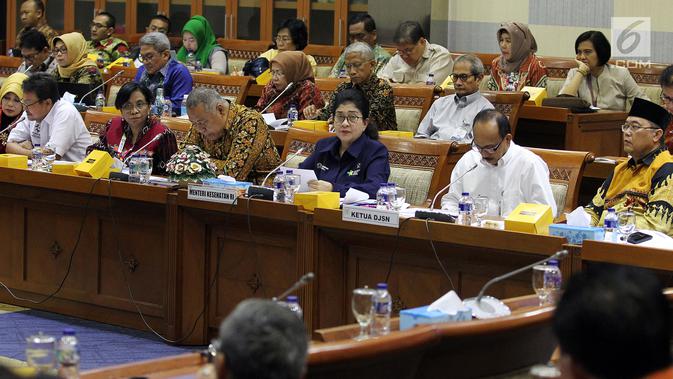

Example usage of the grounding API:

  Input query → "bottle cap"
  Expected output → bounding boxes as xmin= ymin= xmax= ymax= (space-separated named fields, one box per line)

xmin=607 ymin=208 xmax=615 ymax=212
xmin=286 ymin=169 xmax=293 ymax=174
xmin=286 ymin=295 xmax=298 ymax=302
xmin=548 ymin=259 xmax=559 ymax=266
xmin=376 ymin=282 xmax=387 ymax=289
xmin=461 ymin=192 xmax=469 ymax=196
xmin=380 ymin=183 xmax=387 ymax=186
xmin=62 ymin=328 xmax=76 ymax=336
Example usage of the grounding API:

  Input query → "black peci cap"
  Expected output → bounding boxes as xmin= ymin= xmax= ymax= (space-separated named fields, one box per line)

xmin=628 ymin=97 xmax=670 ymax=129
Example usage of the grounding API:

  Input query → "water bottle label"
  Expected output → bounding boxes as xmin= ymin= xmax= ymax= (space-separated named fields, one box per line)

xmin=459 ymin=203 xmax=472 ymax=212
xmin=374 ymin=301 xmax=390 ymax=314
xmin=604 ymin=219 xmax=617 ymax=228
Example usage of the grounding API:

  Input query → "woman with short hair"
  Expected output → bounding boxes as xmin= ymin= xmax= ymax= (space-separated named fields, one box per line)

xmin=259 ymin=19 xmax=317 ymax=76
xmin=559 ymin=30 xmax=647 ymax=111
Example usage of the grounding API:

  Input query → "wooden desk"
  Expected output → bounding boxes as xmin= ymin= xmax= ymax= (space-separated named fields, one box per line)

xmin=517 ymin=106 xmax=627 ymax=157
xmin=311 ymin=208 xmax=567 ymax=329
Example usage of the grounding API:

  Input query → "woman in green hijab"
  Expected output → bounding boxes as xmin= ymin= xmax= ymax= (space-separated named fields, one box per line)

xmin=177 ymin=15 xmax=228 ymax=74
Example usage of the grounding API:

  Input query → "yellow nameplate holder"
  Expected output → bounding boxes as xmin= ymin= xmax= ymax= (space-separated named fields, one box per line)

xmin=294 ymin=191 xmax=340 ymax=211
xmin=0 ymin=154 xmax=28 ymax=169
xmin=504 ymin=203 xmax=553 ymax=234
xmin=522 ymin=86 xmax=548 ymax=106
xmin=75 ymin=150 xmax=113 ymax=179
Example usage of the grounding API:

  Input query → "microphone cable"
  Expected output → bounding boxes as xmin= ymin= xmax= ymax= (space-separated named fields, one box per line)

xmin=244 ymin=193 xmax=268 ymax=298
xmin=424 ymin=218 xmax=456 ymax=291
xmin=384 ymin=216 xmax=414 ymax=284
xmin=0 ymin=177 xmax=102 ymax=304
xmin=107 ymin=182 xmax=240 ymax=344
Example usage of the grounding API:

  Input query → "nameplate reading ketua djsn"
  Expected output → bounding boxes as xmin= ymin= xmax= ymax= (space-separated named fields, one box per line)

xmin=342 ymin=205 xmax=399 ymax=228
xmin=187 ymin=184 xmax=238 ymax=204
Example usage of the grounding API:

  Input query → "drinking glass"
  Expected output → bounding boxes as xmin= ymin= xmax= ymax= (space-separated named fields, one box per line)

xmin=129 ymin=156 xmax=153 ymax=184
xmin=473 ymin=195 xmax=489 ymax=225
xmin=532 ymin=265 xmax=553 ymax=306
xmin=25 ymin=332 xmax=56 ymax=372
xmin=392 ymin=187 xmax=406 ymax=211
xmin=351 ymin=287 xmax=376 ymax=341
xmin=618 ymin=210 xmax=636 ymax=241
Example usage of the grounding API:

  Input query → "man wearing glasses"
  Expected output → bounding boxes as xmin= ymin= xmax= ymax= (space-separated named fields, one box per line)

xmin=441 ymin=109 xmax=556 ymax=217
xmin=379 ymin=21 xmax=452 ymax=85
xmin=16 ymin=29 xmax=57 ymax=75
xmin=585 ymin=98 xmax=673 ymax=236
xmin=416 ymin=54 xmax=493 ymax=141
xmin=86 ymin=11 xmax=129 ymax=67
xmin=134 ymin=32 xmax=192 ymax=116
xmin=6 ymin=73 xmax=92 ymax=162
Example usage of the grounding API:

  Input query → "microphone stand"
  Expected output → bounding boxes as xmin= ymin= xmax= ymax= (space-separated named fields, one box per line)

xmin=260 ymin=82 xmax=294 ymax=114
xmin=247 ymin=147 xmax=306 ymax=200
xmin=76 ymin=69 xmax=126 ymax=106
xmin=273 ymin=272 xmax=315 ymax=301
xmin=415 ymin=163 xmax=479 ymax=221
xmin=122 ymin=131 xmax=167 ymax=165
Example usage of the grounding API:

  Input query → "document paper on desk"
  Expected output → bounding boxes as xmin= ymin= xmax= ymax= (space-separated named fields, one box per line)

xmin=279 ymin=166 xmax=317 ymax=192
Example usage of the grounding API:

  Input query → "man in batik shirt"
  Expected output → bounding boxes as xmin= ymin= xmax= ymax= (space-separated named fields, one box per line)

xmin=586 ymin=97 xmax=673 ymax=236
xmin=86 ymin=12 xmax=129 ymax=66
xmin=182 ymin=87 xmax=281 ymax=183
xmin=15 ymin=0 xmax=57 ymax=51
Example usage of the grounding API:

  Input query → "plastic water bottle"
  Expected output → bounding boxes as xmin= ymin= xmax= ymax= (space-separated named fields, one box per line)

xmin=386 ymin=183 xmax=397 ymax=210
xmin=458 ymin=192 xmax=473 ymax=225
xmin=284 ymin=169 xmax=300 ymax=204
xmin=56 ymin=328 xmax=80 ymax=379
xmin=195 ymin=59 xmax=202 ymax=72
xmin=285 ymin=295 xmax=303 ymax=319
xmin=543 ymin=260 xmax=562 ymax=304
xmin=604 ymin=208 xmax=618 ymax=242
xmin=95 ymin=91 xmax=105 ymax=111
xmin=273 ymin=170 xmax=286 ymax=203
xmin=96 ymin=52 xmax=105 ymax=69
xmin=154 ymin=87 xmax=165 ymax=116
xmin=287 ymin=105 xmax=299 ymax=128
xmin=425 ymin=73 xmax=435 ymax=86
xmin=31 ymin=144 xmax=43 ymax=171
xmin=163 ymin=98 xmax=172 ymax=117
xmin=338 ymin=67 xmax=347 ymax=78
xmin=186 ymin=51 xmax=196 ymax=70
xmin=371 ymin=283 xmax=391 ymax=336
xmin=376 ymin=183 xmax=389 ymax=210
xmin=180 ymin=94 xmax=189 ymax=116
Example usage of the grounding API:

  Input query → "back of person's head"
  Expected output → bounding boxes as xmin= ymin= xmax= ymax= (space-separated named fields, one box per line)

xmin=348 ymin=13 xmax=376 ymax=32
xmin=22 ymin=72 xmax=59 ymax=104
xmin=473 ymin=109 xmax=510 ymax=138
xmin=554 ymin=265 xmax=672 ymax=379
xmin=344 ymin=41 xmax=374 ymax=61
xmin=277 ymin=19 xmax=308 ymax=51
xmin=216 ymin=299 xmax=308 ymax=379
xmin=332 ymin=88 xmax=378 ymax=139
xmin=186 ymin=86 xmax=225 ymax=113
xmin=18 ymin=28 xmax=49 ymax=51
xmin=393 ymin=21 xmax=425 ymax=45
xmin=660 ymin=64 xmax=673 ymax=88
xmin=97 ymin=11 xmax=116 ymax=29
xmin=575 ymin=30 xmax=611 ymax=66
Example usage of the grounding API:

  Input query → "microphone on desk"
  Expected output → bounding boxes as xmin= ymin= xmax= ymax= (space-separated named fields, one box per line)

xmin=121 ymin=131 xmax=168 ymax=165
xmin=273 ymin=272 xmax=315 ymax=301
xmin=415 ymin=163 xmax=479 ymax=222
xmin=0 ymin=116 xmax=25 ymax=135
xmin=463 ymin=249 xmax=569 ymax=318
xmin=259 ymin=82 xmax=295 ymax=114
xmin=75 ymin=70 xmax=126 ymax=108
xmin=246 ymin=147 xmax=306 ymax=200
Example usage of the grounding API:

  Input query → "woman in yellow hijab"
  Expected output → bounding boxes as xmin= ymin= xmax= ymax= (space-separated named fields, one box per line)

xmin=52 ymin=32 xmax=103 ymax=87
xmin=0 ymin=72 xmax=29 ymax=152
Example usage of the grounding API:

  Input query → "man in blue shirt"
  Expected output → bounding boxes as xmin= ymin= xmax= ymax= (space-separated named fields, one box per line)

xmin=134 ymin=32 xmax=192 ymax=115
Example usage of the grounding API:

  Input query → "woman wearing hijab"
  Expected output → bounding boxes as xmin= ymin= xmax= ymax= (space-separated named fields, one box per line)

xmin=177 ymin=15 xmax=228 ymax=74
xmin=255 ymin=51 xmax=324 ymax=120
xmin=0 ymin=72 xmax=29 ymax=153
xmin=487 ymin=22 xmax=547 ymax=91
xmin=51 ymin=32 xmax=103 ymax=87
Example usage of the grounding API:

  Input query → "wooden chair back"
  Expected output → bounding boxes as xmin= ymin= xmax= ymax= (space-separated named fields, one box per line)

xmin=191 ymin=73 xmax=251 ymax=104
xmin=315 ymin=78 xmax=347 ymax=109
xmin=281 ymin=127 xmax=334 ymax=168
xmin=379 ymin=137 xmax=452 ymax=206
xmin=0 ymin=56 xmax=21 ymax=79
xmin=391 ymin=84 xmax=435 ymax=134
xmin=103 ymin=66 xmax=137 ymax=106
xmin=481 ymin=90 xmax=530 ymax=137
xmin=217 ymin=38 xmax=271 ymax=74
xmin=304 ymin=45 xmax=343 ymax=78
xmin=527 ymin=147 xmax=594 ymax=218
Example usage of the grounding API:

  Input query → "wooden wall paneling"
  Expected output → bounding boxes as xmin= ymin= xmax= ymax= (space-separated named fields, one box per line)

xmin=7 ymin=0 xmax=17 ymax=50
xmin=298 ymin=210 xmax=316 ymax=332
xmin=64 ymin=0 xmax=75 ymax=32
xmin=192 ymin=0 xmax=202 ymax=16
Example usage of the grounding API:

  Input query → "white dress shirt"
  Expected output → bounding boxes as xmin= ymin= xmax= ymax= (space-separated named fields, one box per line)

xmin=8 ymin=99 xmax=92 ymax=162
xmin=415 ymin=91 xmax=494 ymax=142
xmin=441 ymin=142 xmax=557 ymax=217
xmin=379 ymin=43 xmax=454 ymax=85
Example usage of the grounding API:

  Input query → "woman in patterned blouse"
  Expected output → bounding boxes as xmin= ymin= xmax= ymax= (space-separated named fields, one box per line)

xmin=487 ymin=22 xmax=547 ymax=92
xmin=88 ymin=82 xmax=177 ymax=174
xmin=255 ymin=51 xmax=324 ymax=120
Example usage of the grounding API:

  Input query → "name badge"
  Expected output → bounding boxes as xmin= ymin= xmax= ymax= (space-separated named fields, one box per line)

xmin=342 ymin=204 xmax=399 ymax=228
xmin=187 ymin=184 xmax=238 ymax=204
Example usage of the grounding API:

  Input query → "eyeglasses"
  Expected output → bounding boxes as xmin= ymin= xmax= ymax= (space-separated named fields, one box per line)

xmin=396 ymin=45 xmax=416 ymax=56
xmin=20 ymin=98 xmax=42 ymax=107
xmin=621 ymin=123 xmax=660 ymax=133
xmin=344 ymin=61 xmax=367 ymax=70
xmin=471 ymin=138 xmax=504 ymax=154
xmin=90 ymin=22 xmax=109 ymax=29
xmin=275 ymin=35 xmax=292 ymax=42
xmin=334 ymin=114 xmax=362 ymax=124
xmin=21 ymin=51 xmax=39 ymax=61
xmin=451 ymin=73 xmax=475 ymax=82
xmin=138 ymin=53 xmax=158 ymax=63
xmin=52 ymin=47 xmax=68 ymax=56
xmin=270 ymin=70 xmax=285 ymax=77
xmin=349 ymin=33 xmax=367 ymax=41
xmin=121 ymin=101 xmax=148 ymax=112
xmin=148 ymin=25 xmax=168 ymax=34
xmin=660 ymin=94 xmax=673 ymax=104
